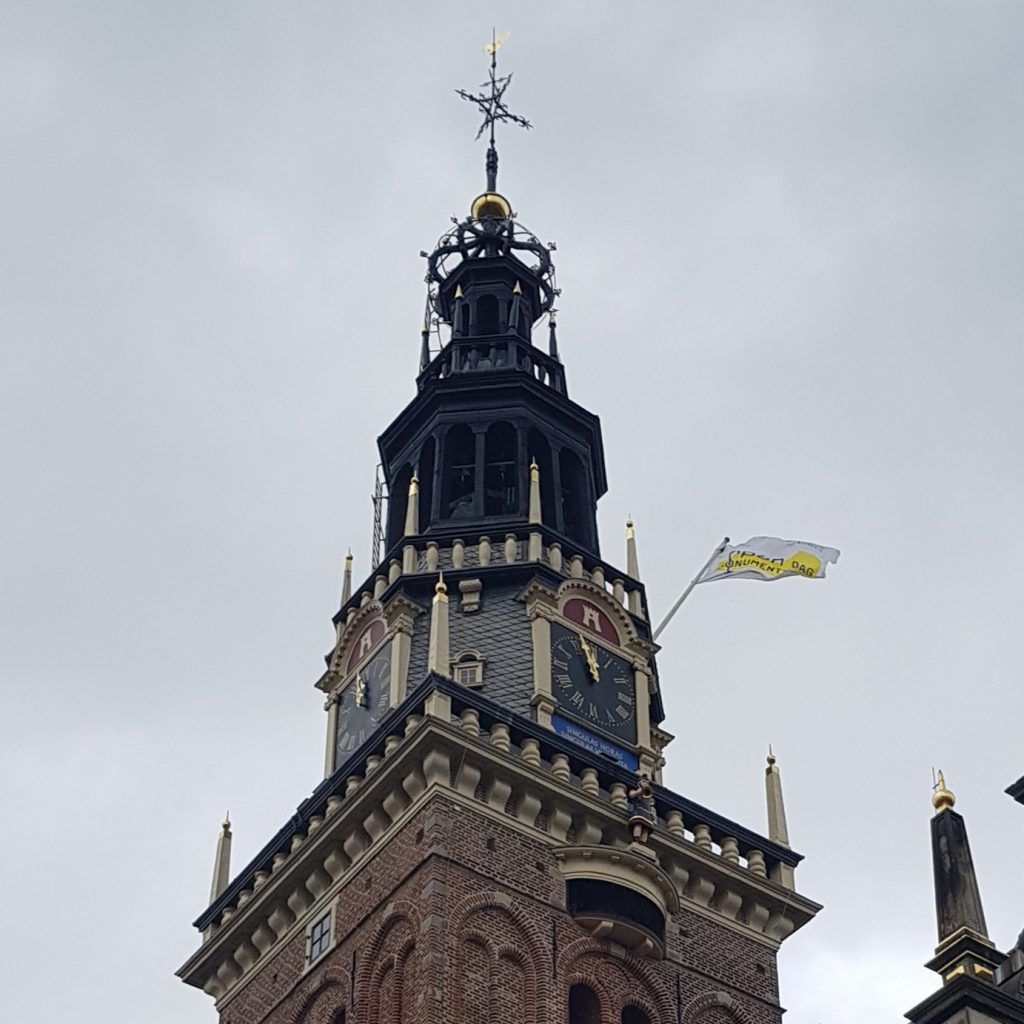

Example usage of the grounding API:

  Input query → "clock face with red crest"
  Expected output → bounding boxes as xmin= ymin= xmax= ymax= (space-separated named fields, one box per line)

xmin=334 ymin=643 xmax=391 ymax=762
xmin=345 ymin=617 xmax=387 ymax=674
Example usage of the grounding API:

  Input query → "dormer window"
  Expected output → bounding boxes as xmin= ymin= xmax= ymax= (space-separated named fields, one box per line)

xmin=452 ymin=650 xmax=485 ymax=687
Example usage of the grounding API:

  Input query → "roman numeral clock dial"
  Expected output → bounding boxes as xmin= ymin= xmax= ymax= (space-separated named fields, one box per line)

xmin=334 ymin=644 xmax=392 ymax=761
xmin=550 ymin=621 xmax=636 ymax=744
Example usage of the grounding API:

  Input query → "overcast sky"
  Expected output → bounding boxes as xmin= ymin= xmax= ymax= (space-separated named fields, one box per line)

xmin=2 ymin=3 xmax=1022 ymax=1022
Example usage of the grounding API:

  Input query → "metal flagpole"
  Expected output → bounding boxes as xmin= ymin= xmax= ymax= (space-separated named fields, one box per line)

xmin=652 ymin=537 xmax=730 ymax=641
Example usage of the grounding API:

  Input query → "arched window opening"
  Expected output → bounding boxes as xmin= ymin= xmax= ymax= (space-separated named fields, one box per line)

xmin=329 ymin=1011 xmax=346 ymax=1024
xmin=622 ymin=1006 xmax=652 ymax=1024
xmin=459 ymin=302 xmax=469 ymax=337
xmin=443 ymin=426 xmax=476 ymax=519
xmin=560 ymin=450 xmax=591 ymax=546
xmin=528 ymin=428 xmax=556 ymax=527
xmin=387 ymin=463 xmax=413 ymax=549
xmin=418 ymin=437 xmax=436 ymax=531
xmin=476 ymin=294 xmax=500 ymax=335
xmin=569 ymin=983 xmax=601 ymax=1024
xmin=485 ymin=422 xmax=518 ymax=517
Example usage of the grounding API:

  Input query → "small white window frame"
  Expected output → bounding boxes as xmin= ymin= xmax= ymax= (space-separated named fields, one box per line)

xmin=306 ymin=907 xmax=334 ymax=967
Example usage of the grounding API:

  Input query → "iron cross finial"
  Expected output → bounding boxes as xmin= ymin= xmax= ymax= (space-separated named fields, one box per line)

xmin=455 ymin=29 xmax=532 ymax=192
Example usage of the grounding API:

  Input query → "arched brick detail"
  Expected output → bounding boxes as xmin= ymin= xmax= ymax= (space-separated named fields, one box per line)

xmin=682 ymin=990 xmax=754 ymax=1024
xmin=620 ymin=996 xmax=659 ymax=1024
xmin=563 ymin=971 xmax=614 ymax=1024
xmin=449 ymin=890 xmax=548 ymax=951
xmin=356 ymin=900 xmax=421 ymax=986
xmin=361 ymin=937 xmax=415 ymax=1024
xmin=449 ymin=891 xmax=549 ymax=1024
xmin=283 ymin=968 xmax=349 ymax=1024
xmin=355 ymin=901 xmax=420 ymax=1024
xmin=558 ymin=936 xmax=673 ymax=1024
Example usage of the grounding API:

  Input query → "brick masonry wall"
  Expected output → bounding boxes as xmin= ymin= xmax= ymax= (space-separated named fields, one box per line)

xmin=217 ymin=794 xmax=785 ymax=1024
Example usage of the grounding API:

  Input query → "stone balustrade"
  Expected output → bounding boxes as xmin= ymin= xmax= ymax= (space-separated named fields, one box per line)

xmin=186 ymin=678 xmax=812 ymax=1004
xmin=340 ymin=525 xmax=650 ymax=634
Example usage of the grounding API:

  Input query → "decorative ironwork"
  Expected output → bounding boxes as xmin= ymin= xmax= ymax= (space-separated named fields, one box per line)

xmin=370 ymin=465 xmax=387 ymax=570
xmin=456 ymin=29 xmax=531 ymax=192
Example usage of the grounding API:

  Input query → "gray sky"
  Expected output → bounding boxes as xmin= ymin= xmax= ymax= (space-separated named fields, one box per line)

xmin=2 ymin=3 xmax=1022 ymax=1021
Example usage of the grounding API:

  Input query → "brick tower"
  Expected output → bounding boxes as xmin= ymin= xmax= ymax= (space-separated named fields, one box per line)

xmin=177 ymin=48 xmax=821 ymax=1024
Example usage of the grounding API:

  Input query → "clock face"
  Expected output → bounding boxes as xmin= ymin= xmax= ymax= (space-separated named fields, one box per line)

xmin=550 ymin=621 xmax=636 ymax=744
xmin=334 ymin=643 xmax=392 ymax=761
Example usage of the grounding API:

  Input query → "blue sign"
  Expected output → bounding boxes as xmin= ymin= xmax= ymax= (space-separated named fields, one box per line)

xmin=551 ymin=714 xmax=639 ymax=771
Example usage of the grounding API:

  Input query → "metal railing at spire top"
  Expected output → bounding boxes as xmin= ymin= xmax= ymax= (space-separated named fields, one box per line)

xmin=370 ymin=466 xmax=387 ymax=570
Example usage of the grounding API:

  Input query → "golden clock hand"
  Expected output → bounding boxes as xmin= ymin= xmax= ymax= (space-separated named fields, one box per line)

xmin=578 ymin=633 xmax=600 ymax=683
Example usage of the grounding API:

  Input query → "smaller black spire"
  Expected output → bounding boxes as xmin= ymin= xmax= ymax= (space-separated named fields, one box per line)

xmin=920 ymin=774 xmax=1003 ymax=989
xmin=930 ymin=777 xmax=989 ymax=944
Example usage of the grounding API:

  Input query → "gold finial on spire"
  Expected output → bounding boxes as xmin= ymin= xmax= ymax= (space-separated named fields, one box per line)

xmin=530 ymin=457 xmax=539 ymax=481
xmin=767 ymin=744 xmax=776 ymax=767
xmin=436 ymin=570 xmax=447 ymax=596
xmin=341 ymin=550 xmax=354 ymax=604
xmin=625 ymin=517 xmax=640 ymax=580
xmin=513 ymin=279 xmax=522 ymax=294
xmin=408 ymin=472 xmax=419 ymax=495
xmin=455 ymin=284 xmax=464 ymax=299
xmin=209 ymin=812 xmax=234 ymax=902
xmin=933 ymin=769 xmax=956 ymax=812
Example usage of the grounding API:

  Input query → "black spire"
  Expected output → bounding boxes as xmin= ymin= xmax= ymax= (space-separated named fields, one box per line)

xmin=920 ymin=775 xmax=1002 ymax=987
xmin=930 ymin=777 xmax=989 ymax=944
xmin=378 ymin=44 xmax=605 ymax=557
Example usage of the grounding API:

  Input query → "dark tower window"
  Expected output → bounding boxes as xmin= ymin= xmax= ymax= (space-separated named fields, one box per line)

xmin=458 ymin=302 xmax=469 ymax=337
xmin=443 ymin=425 xmax=476 ymax=519
xmin=386 ymin=463 xmax=413 ymax=548
xmin=560 ymin=449 xmax=590 ymax=546
xmin=485 ymin=422 xmax=518 ymax=516
xmin=568 ymin=983 xmax=601 ymax=1024
xmin=418 ymin=437 xmax=436 ymax=531
xmin=622 ymin=1008 xmax=652 ymax=1024
xmin=476 ymin=293 xmax=500 ymax=335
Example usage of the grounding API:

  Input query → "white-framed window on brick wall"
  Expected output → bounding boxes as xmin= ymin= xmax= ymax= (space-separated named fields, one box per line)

xmin=307 ymin=909 xmax=333 ymax=965
xmin=452 ymin=650 xmax=485 ymax=687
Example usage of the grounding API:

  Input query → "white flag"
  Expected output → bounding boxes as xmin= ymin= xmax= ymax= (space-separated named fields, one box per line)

xmin=698 ymin=537 xmax=840 ymax=583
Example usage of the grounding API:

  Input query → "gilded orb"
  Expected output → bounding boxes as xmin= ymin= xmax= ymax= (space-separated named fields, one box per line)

xmin=471 ymin=192 xmax=512 ymax=220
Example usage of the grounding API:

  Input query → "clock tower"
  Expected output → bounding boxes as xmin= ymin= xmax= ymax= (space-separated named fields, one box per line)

xmin=177 ymin=48 xmax=820 ymax=1024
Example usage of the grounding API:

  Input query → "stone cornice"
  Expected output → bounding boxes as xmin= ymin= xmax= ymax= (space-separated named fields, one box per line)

xmin=195 ymin=676 xmax=804 ymax=936
xmin=179 ymin=684 xmax=819 ymax=1006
